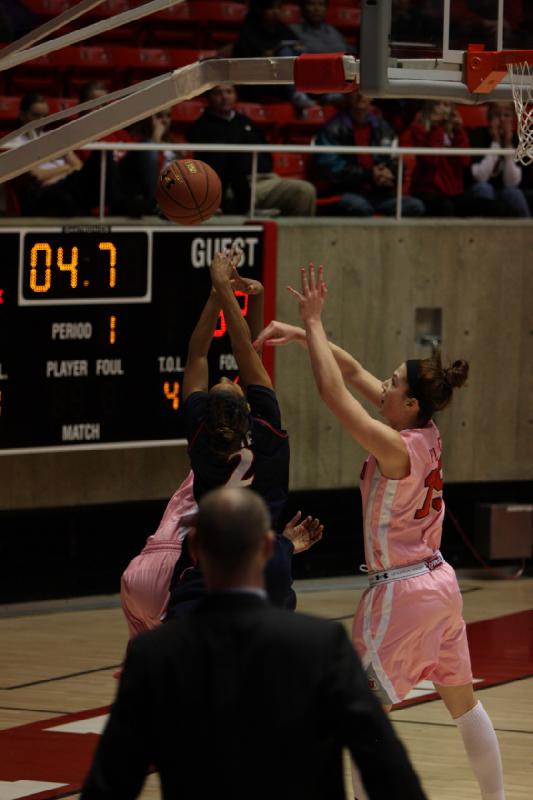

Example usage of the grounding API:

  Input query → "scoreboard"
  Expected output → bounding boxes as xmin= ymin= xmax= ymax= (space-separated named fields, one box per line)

xmin=0 ymin=224 xmax=276 ymax=454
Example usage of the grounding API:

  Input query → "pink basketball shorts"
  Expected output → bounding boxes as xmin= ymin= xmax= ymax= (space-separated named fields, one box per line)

xmin=352 ymin=561 xmax=473 ymax=705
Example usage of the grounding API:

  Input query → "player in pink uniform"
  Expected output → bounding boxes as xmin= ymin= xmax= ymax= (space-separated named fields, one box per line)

xmin=255 ymin=264 xmax=505 ymax=800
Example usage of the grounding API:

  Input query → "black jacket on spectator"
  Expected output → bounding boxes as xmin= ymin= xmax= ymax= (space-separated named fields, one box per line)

xmin=188 ymin=110 xmax=272 ymax=213
xmin=233 ymin=15 xmax=294 ymax=59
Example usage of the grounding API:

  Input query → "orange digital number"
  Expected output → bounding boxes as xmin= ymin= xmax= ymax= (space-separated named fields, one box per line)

xmin=109 ymin=315 xmax=116 ymax=344
xmin=163 ymin=381 xmax=180 ymax=410
xmin=213 ymin=291 xmax=249 ymax=338
xmin=57 ymin=246 xmax=79 ymax=288
xmin=30 ymin=243 xmax=52 ymax=293
xmin=99 ymin=242 xmax=117 ymax=288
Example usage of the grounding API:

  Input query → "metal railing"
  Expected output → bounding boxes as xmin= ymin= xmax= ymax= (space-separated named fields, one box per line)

xmin=10 ymin=140 xmax=521 ymax=221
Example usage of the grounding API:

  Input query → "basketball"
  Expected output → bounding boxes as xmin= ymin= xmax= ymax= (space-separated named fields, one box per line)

xmin=156 ymin=159 xmax=222 ymax=224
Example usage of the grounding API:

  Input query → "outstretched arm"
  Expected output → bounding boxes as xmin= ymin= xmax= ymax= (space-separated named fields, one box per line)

xmin=254 ymin=320 xmax=383 ymax=408
xmin=182 ymin=290 xmax=220 ymax=401
xmin=289 ymin=265 xmax=409 ymax=478
xmin=210 ymin=251 xmax=272 ymax=390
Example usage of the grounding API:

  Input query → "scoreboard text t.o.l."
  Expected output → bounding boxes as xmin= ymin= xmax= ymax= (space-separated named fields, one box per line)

xmin=0 ymin=224 xmax=276 ymax=454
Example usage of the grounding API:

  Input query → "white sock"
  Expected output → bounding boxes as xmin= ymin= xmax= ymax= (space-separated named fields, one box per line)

xmin=455 ymin=701 xmax=505 ymax=800
xmin=350 ymin=759 xmax=369 ymax=800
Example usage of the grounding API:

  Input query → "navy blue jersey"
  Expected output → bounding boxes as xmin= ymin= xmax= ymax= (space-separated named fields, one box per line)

xmin=185 ymin=384 xmax=289 ymax=529
xmin=166 ymin=385 xmax=294 ymax=617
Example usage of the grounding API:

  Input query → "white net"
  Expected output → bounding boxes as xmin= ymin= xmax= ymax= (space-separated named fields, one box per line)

xmin=507 ymin=61 xmax=533 ymax=165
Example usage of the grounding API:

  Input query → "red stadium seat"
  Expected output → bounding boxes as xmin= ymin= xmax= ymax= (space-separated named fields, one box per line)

xmin=8 ymin=53 xmax=65 ymax=95
xmin=53 ymin=45 xmax=118 ymax=95
xmin=236 ymin=101 xmax=293 ymax=142
xmin=284 ymin=104 xmax=338 ymax=144
xmin=86 ymin=0 xmax=143 ymax=44
xmin=272 ymin=151 xmax=342 ymax=212
xmin=326 ymin=6 xmax=361 ymax=31
xmin=272 ymin=151 xmax=308 ymax=179
xmin=326 ymin=6 xmax=360 ymax=46
xmin=190 ymin=2 xmax=248 ymax=48
xmin=114 ymin=47 xmax=218 ymax=83
xmin=148 ymin=2 xmax=198 ymax=47
xmin=457 ymin=104 xmax=489 ymax=128
xmin=47 ymin=96 xmax=79 ymax=114
xmin=170 ymin=100 xmax=206 ymax=125
xmin=0 ymin=97 xmax=20 ymax=121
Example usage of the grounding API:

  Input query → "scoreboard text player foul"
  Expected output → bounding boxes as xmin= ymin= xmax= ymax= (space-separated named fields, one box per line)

xmin=0 ymin=225 xmax=273 ymax=454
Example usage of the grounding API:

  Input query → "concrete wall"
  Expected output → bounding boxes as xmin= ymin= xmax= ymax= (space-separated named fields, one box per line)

xmin=275 ymin=219 xmax=533 ymax=489
xmin=1 ymin=218 xmax=531 ymax=509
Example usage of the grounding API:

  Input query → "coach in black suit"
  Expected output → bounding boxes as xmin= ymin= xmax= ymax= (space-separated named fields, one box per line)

xmin=81 ymin=488 xmax=427 ymax=800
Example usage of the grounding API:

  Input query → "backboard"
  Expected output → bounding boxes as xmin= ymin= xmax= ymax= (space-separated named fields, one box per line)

xmin=361 ymin=0 xmax=533 ymax=101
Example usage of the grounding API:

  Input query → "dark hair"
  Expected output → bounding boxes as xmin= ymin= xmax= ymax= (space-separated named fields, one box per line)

xmin=19 ymin=92 xmax=46 ymax=115
xmin=206 ymin=390 xmax=250 ymax=455
xmin=78 ymin=81 xmax=107 ymax=104
xmin=407 ymin=351 xmax=469 ymax=424
xmin=299 ymin=0 xmax=328 ymax=9
xmin=196 ymin=487 xmax=271 ymax=571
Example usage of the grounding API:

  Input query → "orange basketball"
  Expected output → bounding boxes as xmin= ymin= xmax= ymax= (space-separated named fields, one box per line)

xmin=156 ymin=159 xmax=222 ymax=224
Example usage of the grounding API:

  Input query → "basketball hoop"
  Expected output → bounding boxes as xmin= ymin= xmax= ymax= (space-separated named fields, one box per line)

xmin=507 ymin=61 xmax=533 ymax=165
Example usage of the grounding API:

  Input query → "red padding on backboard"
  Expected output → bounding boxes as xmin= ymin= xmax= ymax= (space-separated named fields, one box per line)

xmin=294 ymin=53 xmax=355 ymax=93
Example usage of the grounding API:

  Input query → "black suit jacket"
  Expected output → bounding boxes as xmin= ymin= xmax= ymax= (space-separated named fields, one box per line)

xmin=81 ymin=593 xmax=427 ymax=800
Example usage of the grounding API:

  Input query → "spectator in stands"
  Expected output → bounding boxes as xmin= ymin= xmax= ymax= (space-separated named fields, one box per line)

xmin=7 ymin=92 xmax=105 ymax=216
xmin=232 ymin=0 xmax=296 ymax=101
xmin=404 ymin=100 xmax=470 ymax=216
xmin=119 ymin=111 xmax=179 ymax=216
xmin=76 ymin=81 xmax=132 ymax=164
xmin=313 ymin=91 xmax=424 ymax=216
xmin=188 ymin=84 xmax=316 ymax=216
xmin=280 ymin=0 xmax=353 ymax=113
xmin=465 ymin=101 xmax=530 ymax=217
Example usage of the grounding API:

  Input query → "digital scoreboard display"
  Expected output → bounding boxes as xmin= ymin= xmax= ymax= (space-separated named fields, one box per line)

xmin=0 ymin=225 xmax=274 ymax=454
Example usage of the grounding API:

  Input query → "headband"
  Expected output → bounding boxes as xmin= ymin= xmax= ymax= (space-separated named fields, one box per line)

xmin=406 ymin=359 xmax=434 ymax=419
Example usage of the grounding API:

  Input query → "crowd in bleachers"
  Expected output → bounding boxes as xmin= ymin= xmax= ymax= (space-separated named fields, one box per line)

xmin=1 ymin=0 xmax=532 ymax=218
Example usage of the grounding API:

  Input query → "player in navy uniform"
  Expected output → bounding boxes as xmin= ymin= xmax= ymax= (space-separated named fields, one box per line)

xmin=165 ymin=248 xmax=322 ymax=619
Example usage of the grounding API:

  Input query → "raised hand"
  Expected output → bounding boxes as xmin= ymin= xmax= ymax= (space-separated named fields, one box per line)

xmin=209 ymin=249 xmax=233 ymax=287
xmin=287 ymin=263 xmax=328 ymax=325
xmin=253 ymin=320 xmax=303 ymax=350
xmin=282 ymin=510 xmax=324 ymax=554
xmin=230 ymin=266 xmax=263 ymax=296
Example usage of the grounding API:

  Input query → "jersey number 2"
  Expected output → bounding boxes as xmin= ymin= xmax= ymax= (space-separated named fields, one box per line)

xmin=414 ymin=458 xmax=443 ymax=520
xmin=226 ymin=448 xmax=255 ymax=488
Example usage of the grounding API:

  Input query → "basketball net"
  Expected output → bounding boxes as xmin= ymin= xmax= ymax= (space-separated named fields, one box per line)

xmin=507 ymin=61 xmax=533 ymax=165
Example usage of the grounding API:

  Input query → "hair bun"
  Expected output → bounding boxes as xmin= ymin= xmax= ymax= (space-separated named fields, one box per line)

xmin=444 ymin=359 xmax=469 ymax=388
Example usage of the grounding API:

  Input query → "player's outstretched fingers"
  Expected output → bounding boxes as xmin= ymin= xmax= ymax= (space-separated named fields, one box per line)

xmin=308 ymin=262 xmax=316 ymax=291
xmin=287 ymin=285 xmax=304 ymax=302
xmin=300 ymin=266 xmax=309 ymax=295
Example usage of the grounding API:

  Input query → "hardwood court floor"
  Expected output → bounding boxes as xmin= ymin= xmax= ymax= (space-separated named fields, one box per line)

xmin=1 ymin=574 xmax=532 ymax=799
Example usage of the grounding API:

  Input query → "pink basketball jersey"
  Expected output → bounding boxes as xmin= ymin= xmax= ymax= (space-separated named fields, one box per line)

xmin=359 ymin=421 xmax=444 ymax=571
xmin=146 ymin=470 xmax=197 ymax=545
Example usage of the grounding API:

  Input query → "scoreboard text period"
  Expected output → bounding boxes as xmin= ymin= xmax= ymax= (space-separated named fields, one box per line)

xmin=0 ymin=225 xmax=274 ymax=454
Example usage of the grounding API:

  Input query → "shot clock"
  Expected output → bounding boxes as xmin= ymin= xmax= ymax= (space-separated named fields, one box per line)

xmin=20 ymin=232 xmax=150 ymax=303
xmin=0 ymin=224 xmax=275 ymax=453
